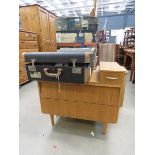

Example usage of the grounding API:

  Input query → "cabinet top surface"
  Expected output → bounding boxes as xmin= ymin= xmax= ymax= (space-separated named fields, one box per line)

xmin=19 ymin=4 xmax=56 ymax=17
xmin=99 ymin=62 xmax=127 ymax=72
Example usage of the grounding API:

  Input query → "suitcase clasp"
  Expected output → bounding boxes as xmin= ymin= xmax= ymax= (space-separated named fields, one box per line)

xmin=28 ymin=59 xmax=36 ymax=71
xmin=71 ymin=59 xmax=77 ymax=67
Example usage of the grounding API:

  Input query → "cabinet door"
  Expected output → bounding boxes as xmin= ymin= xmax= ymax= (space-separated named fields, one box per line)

xmin=39 ymin=8 xmax=52 ymax=51
xmin=49 ymin=14 xmax=57 ymax=51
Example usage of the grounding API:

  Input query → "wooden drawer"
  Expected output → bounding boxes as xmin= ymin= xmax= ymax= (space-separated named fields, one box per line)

xmin=39 ymin=82 xmax=120 ymax=106
xmin=19 ymin=32 xmax=37 ymax=41
xmin=19 ymin=74 xmax=24 ymax=84
xmin=99 ymin=71 xmax=124 ymax=86
xmin=19 ymin=41 xmax=38 ymax=49
xmin=19 ymin=73 xmax=28 ymax=84
xmin=99 ymin=62 xmax=127 ymax=86
xmin=19 ymin=66 xmax=28 ymax=84
xmin=40 ymin=98 xmax=119 ymax=123
xmin=19 ymin=65 xmax=27 ymax=75
xmin=19 ymin=49 xmax=38 ymax=58
xmin=19 ymin=57 xmax=24 ymax=66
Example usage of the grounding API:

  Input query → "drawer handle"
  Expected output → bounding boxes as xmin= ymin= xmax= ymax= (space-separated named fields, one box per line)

xmin=25 ymin=34 xmax=30 ymax=37
xmin=43 ymin=68 xmax=63 ymax=78
xmin=105 ymin=77 xmax=118 ymax=80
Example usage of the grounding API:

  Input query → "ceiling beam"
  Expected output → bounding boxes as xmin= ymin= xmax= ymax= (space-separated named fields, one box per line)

xmin=65 ymin=0 xmax=78 ymax=17
xmin=37 ymin=0 xmax=68 ymax=16
xmin=50 ymin=5 xmax=94 ymax=12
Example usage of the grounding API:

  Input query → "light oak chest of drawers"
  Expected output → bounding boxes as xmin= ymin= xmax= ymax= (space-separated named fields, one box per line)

xmin=38 ymin=62 xmax=127 ymax=134
xmin=19 ymin=30 xmax=39 ymax=85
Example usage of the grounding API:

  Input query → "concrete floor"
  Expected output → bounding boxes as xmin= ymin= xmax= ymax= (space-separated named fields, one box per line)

xmin=19 ymin=72 xmax=135 ymax=155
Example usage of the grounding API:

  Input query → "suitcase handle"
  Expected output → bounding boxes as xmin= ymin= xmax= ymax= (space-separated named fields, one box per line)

xmin=43 ymin=68 xmax=63 ymax=78
xmin=105 ymin=77 xmax=118 ymax=80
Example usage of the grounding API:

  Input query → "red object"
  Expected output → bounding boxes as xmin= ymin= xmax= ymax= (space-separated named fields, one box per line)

xmin=57 ymin=43 xmax=96 ymax=48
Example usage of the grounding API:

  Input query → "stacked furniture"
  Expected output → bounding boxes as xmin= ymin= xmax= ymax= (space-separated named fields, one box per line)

xmin=116 ymin=45 xmax=124 ymax=66
xmin=56 ymin=17 xmax=97 ymax=48
xmin=123 ymin=28 xmax=135 ymax=48
xmin=37 ymin=62 xmax=127 ymax=134
xmin=19 ymin=30 xmax=39 ymax=85
xmin=124 ymin=48 xmax=135 ymax=83
xmin=20 ymin=4 xmax=57 ymax=52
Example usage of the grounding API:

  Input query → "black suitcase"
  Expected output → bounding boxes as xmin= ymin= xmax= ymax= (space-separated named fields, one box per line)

xmin=24 ymin=52 xmax=93 ymax=84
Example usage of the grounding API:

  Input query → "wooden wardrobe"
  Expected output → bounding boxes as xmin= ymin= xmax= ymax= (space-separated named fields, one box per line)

xmin=20 ymin=4 xmax=57 ymax=52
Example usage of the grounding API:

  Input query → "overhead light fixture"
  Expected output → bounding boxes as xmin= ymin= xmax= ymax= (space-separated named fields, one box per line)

xmin=86 ymin=1 xmax=94 ymax=6
xmin=76 ymin=2 xmax=83 ymax=7
xmin=58 ymin=5 xmax=64 ymax=9
xmin=55 ymin=0 xmax=62 ymax=5
xmin=108 ymin=5 xmax=115 ymax=11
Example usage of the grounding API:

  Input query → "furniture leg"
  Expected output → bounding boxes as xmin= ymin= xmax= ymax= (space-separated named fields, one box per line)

xmin=50 ymin=115 xmax=54 ymax=126
xmin=124 ymin=54 xmax=127 ymax=67
xmin=130 ymin=57 xmax=134 ymax=81
xmin=103 ymin=122 xmax=108 ymax=134
xmin=132 ymin=72 xmax=135 ymax=84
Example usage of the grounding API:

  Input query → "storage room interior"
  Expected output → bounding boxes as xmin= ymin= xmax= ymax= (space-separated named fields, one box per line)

xmin=19 ymin=0 xmax=135 ymax=155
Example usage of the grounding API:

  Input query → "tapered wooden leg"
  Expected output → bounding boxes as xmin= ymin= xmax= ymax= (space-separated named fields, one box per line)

xmin=50 ymin=115 xmax=54 ymax=126
xmin=103 ymin=123 xmax=108 ymax=134
xmin=130 ymin=58 xmax=134 ymax=81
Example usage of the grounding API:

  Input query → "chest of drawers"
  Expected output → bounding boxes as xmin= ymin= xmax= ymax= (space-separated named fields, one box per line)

xmin=38 ymin=62 xmax=127 ymax=134
xmin=19 ymin=30 xmax=39 ymax=85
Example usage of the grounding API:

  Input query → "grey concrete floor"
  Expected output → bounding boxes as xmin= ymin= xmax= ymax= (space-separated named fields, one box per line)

xmin=19 ymin=72 xmax=135 ymax=155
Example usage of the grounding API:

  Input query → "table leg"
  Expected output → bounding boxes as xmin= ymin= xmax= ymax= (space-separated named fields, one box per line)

xmin=103 ymin=122 xmax=108 ymax=134
xmin=130 ymin=57 xmax=133 ymax=81
xmin=50 ymin=115 xmax=54 ymax=126
xmin=124 ymin=54 xmax=127 ymax=67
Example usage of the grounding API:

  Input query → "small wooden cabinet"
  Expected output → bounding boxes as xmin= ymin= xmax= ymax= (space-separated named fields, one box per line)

xmin=19 ymin=30 xmax=39 ymax=85
xmin=20 ymin=4 xmax=57 ymax=52
xmin=38 ymin=62 xmax=127 ymax=134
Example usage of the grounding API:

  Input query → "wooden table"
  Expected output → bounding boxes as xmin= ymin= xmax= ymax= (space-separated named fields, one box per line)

xmin=124 ymin=48 xmax=135 ymax=82
xmin=38 ymin=62 xmax=127 ymax=134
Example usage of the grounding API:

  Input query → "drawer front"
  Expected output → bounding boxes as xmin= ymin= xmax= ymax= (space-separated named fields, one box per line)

xmin=19 ymin=66 xmax=28 ymax=84
xmin=39 ymin=82 xmax=120 ymax=106
xmin=19 ymin=65 xmax=27 ymax=76
xmin=19 ymin=41 xmax=38 ymax=49
xmin=40 ymin=98 xmax=119 ymax=123
xmin=19 ymin=74 xmax=27 ymax=84
xmin=99 ymin=71 xmax=124 ymax=86
xmin=19 ymin=49 xmax=38 ymax=58
xmin=19 ymin=57 xmax=24 ymax=66
xmin=19 ymin=32 xmax=37 ymax=41
xmin=19 ymin=74 xmax=24 ymax=84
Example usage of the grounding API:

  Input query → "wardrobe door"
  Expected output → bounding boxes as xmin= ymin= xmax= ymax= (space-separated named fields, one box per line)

xmin=39 ymin=8 xmax=52 ymax=51
xmin=49 ymin=14 xmax=57 ymax=51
